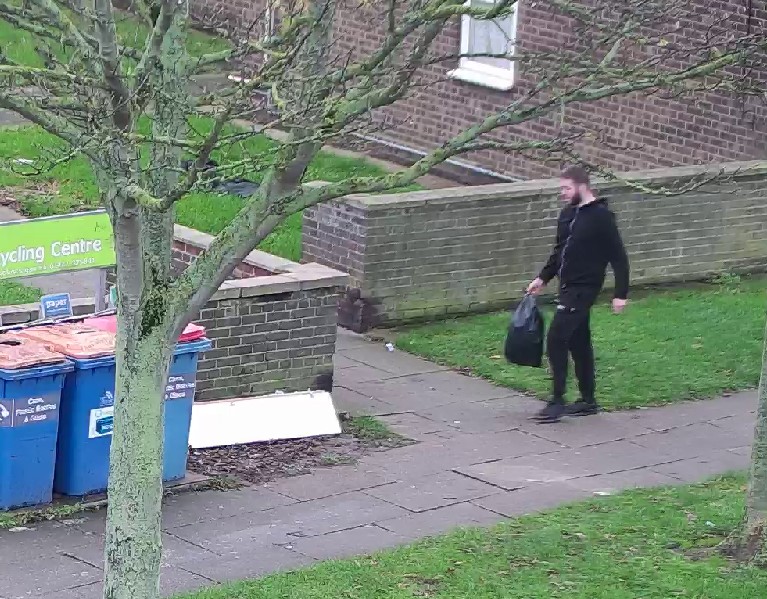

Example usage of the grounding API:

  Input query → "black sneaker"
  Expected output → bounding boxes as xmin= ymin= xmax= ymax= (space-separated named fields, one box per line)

xmin=564 ymin=401 xmax=599 ymax=417
xmin=533 ymin=402 xmax=565 ymax=423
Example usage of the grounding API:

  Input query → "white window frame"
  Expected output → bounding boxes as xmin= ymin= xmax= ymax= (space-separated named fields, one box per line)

xmin=449 ymin=0 xmax=518 ymax=91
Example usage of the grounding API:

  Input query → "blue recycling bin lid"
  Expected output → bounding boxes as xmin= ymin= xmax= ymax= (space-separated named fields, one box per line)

xmin=67 ymin=338 xmax=211 ymax=370
xmin=0 ymin=361 xmax=74 ymax=380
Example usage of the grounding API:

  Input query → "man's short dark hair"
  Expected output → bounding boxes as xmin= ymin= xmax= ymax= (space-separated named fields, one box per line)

xmin=561 ymin=165 xmax=590 ymax=186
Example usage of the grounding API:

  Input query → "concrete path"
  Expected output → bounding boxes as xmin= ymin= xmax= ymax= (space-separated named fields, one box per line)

xmin=0 ymin=329 xmax=756 ymax=598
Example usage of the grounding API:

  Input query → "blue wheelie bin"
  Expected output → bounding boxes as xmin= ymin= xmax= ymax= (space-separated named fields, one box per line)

xmin=53 ymin=338 xmax=211 ymax=496
xmin=0 ymin=338 xmax=73 ymax=510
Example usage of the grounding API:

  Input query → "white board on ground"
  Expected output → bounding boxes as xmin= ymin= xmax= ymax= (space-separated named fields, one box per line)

xmin=188 ymin=390 xmax=341 ymax=449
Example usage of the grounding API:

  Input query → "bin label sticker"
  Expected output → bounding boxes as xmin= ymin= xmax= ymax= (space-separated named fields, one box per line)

xmin=0 ymin=398 xmax=12 ymax=427
xmin=88 ymin=407 xmax=114 ymax=438
xmin=98 ymin=390 xmax=114 ymax=408
xmin=0 ymin=393 xmax=60 ymax=427
xmin=86 ymin=373 xmax=198 ymax=438
xmin=40 ymin=293 xmax=73 ymax=319
xmin=164 ymin=373 xmax=197 ymax=402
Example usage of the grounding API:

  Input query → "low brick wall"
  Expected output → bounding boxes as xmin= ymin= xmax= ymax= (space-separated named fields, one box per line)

xmin=0 ymin=226 xmax=348 ymax=401
xmin=303 ymin=161 xmax=767 ymax=331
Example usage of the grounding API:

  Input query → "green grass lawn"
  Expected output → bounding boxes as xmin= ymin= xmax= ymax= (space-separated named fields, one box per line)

xmin=0 ymin=10 xmax=397 ymax=262
xmin=181 ymin=475 xmax=766 ymax=599
xmin=0 ymin=121 xmax=393 ymax=262
xmin=0 ymin=7 xmax=229 ymax=69
xmin=396 ymin=277 xmax=767 ymax=410
xmin=0 ymin=281 xmax=41 ymax=305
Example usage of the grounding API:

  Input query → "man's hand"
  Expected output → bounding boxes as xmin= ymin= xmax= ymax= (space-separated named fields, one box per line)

xmin=527 ymin=277 xmax=545 ymax=295
xmin=612 ymin=298 xmax=628 ymax=314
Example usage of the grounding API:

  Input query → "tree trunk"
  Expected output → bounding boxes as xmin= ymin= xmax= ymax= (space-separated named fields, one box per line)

xmin=723 ymin=317 xmax=767 ymax=564
xmin=102 ymin=204 xmax=176 ymax=599
xmin=103 ymin=324 xmax=174 ymax=599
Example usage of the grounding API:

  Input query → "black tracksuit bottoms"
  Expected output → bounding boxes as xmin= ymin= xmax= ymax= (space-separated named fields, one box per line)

xmin=546 ymin=304 xmax=595 ymax=404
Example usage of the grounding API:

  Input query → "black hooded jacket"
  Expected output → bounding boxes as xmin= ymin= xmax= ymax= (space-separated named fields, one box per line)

xmin=538 ymin=198 xmax=629 ymax=308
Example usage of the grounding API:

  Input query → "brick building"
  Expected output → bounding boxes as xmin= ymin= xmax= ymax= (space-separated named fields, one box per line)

xmin=193 ymin=0 xmax=767 ymax=182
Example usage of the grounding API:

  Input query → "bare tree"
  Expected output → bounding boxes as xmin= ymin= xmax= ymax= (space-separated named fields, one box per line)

xmin=0 ymin=0 xmax=765 ymax=597
xmin=724 ymin=330 xmax=767 ymax=565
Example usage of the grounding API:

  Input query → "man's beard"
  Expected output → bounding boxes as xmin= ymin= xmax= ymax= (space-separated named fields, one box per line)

xmin=569 ymin=192 xmax=582 ymax=207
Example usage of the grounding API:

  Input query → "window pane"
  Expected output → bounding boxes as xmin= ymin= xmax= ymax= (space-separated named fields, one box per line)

xmin=466 ymin=0 xmax=514 ymax=70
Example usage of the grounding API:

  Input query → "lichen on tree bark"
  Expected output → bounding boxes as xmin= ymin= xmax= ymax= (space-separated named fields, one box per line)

xmin=722 ymin=317 xmax=767 ymax=565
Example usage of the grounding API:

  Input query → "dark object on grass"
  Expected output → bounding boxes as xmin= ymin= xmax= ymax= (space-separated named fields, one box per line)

xmin=504 ymin=294 xmax=545 ymax=368
xmin=181 ymin=159 xmax=260 ymax=197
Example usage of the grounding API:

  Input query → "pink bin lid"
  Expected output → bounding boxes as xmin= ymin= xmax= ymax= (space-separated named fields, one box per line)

xmin=10 ymin=324 xmax=116 ymax=359
xmin=84 ymin=315 xmax=206 ymax=343
xmin=0 ymin=336 xmax=68 ymax=369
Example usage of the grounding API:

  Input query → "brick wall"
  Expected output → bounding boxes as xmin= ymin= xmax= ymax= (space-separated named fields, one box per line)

xmin=191 ymin=0 xmax=767 ymax=182
xmin=303 ymin=160 xmax=767 ymax=331
xmin=172 ymin=226 xmax=348 ymax=400
xmin=194 ymin=275 xmax=344 ymax=400
xmin=1 ymin=225 xmax=349 ymax=401
xmin=172 ymin=240 xmax=271 ymax=278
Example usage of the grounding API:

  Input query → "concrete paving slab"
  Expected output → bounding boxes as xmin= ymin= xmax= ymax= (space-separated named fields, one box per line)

xmin=341 ymin=378 xmax=458 ymax=411
xmin=0 ymin=520 xmax=97 ymax=570
xmin=346 ymin=371 xmax=516 ymax=412
xmin=340 ymin=344 xmax=448 ymax=376
xmin=456 ymin=462 xmax=585 ymax=491
xmin=265 ymin=465 xmax=398 ymax=502
xmin=631 ymin=422 xmax=746 ymax=459
xmin=364 ymin=471 xmax=498 ymax=512
xmin=517 ymin=411 xmax=656 ymax=448
xmin=471 ymin=483 xmax=597 ymax=517
xmin=456 ymin=440 xmax=678 ymax=489
xmin=172 ymin=543 xmax=315 ymax=584
xmin=376 ymin=411 xmax=452 ymax=440
xmin=335 ymin=328 xmax=371 ymax=351
xmin=358 ymin=431 xmax=564 ymax=479
xmin=651 ymin=450 xmax=750 ymax=482
xmin=333 ymin=353 xmax=362 ymax=369
xmin=0 ymin=109 xmax=27 ymax=126
xmin=2 ymin=552 xmax=101 ymax=597
xmin=375 ymin=502 xmax=502 ymax=540
xmin=708 ymin=412 xmax=757 ymax=437
xmin=170 ymin=491 xmax=408 ymax=551
xmin=160 ymin=568 xmax=216 ymax=597
xmin=566 ymin=468 xmax=680 ymax=494
xmin=396 ymin=370 xmax=517 ymax=403
xmin=284 ymin=524 xmax=408 ymax=560
xmin=165 ymin=510 xmax=297 ymax=551
xmin=68 ymin=567 xmax=218 ymax=598
xmin=729 ymin=446 xmax=752 ymax=457
xmin=624 ymin=392 xmax=757 ymax=432
xmin=162 ymin=487 xmax=295 ymax=529
xmin=334 ymin=364 xmax=400 ymax=386
xmin=55 ymin=531 xmax=221 ymax=573
xmin=41 ymin=583 xmax=102 ymax=599
xmin=331 ymin=385 xmax=395 ymax=415
xmin=417 ymin=399 xmax=529 ymax=434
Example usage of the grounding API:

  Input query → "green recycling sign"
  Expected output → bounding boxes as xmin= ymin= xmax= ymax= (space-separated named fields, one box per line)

xmin=0 ymin=211 xmax=116 ymax=280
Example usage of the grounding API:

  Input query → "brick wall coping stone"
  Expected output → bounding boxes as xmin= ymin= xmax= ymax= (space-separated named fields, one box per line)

xmin=173 ymin=225 xmax=349 ymax=302
xmin=344 ymin=160 xmax=767 ymax=210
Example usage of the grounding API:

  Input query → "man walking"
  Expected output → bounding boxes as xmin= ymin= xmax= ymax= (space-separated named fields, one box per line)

xmin=527 ymin=166 xmax=630 ymax=423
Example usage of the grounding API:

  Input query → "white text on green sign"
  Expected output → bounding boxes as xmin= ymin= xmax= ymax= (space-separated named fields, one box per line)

xmin=0 ymin=211 xmax=115 ymax=280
